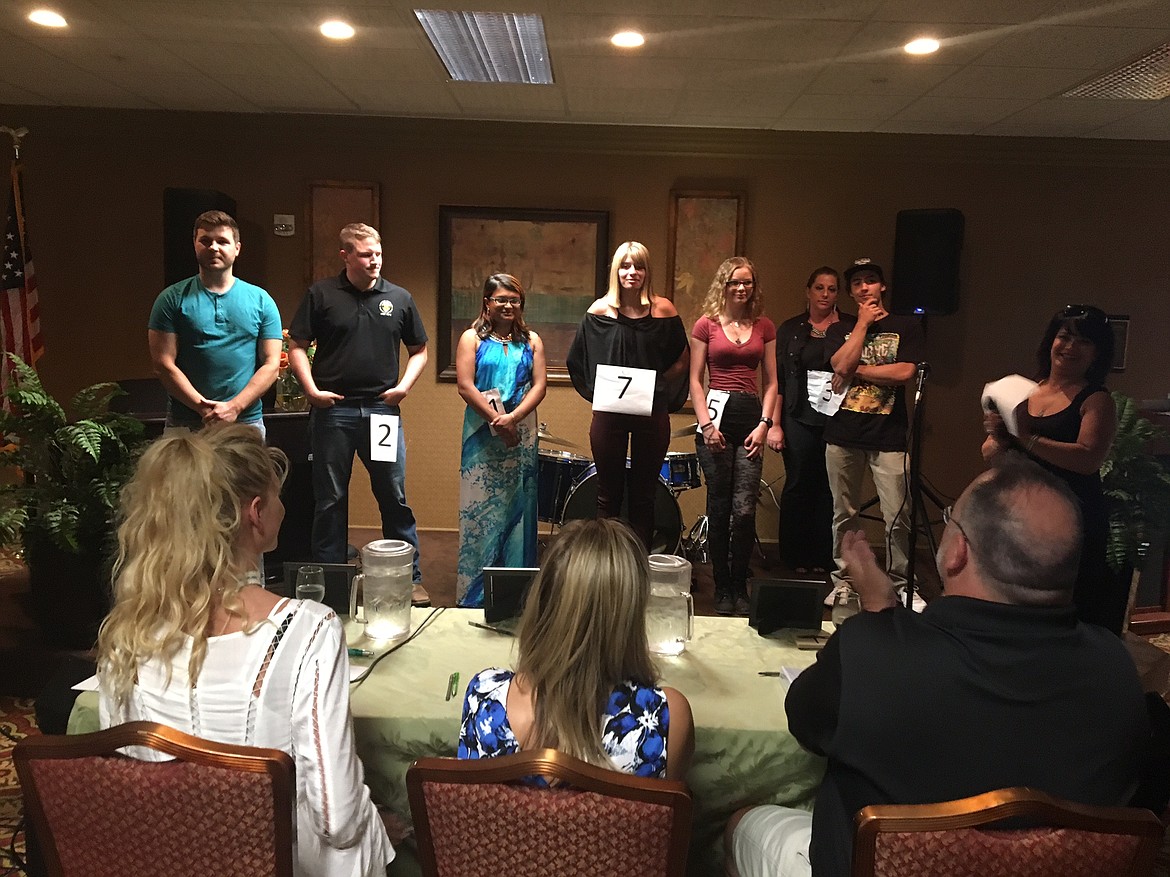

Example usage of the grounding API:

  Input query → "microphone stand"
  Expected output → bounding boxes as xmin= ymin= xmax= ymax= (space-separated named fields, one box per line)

xmin=903 ymin=362 xmax=948 ymax=606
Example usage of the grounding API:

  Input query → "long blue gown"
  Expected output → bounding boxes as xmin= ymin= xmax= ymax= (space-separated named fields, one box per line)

xmin=456 ymin=336 xmax=539 ymax=607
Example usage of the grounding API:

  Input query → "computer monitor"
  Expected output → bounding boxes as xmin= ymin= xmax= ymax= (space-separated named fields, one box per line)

xmin=483 ymin=567 xmax=539 ymax=625
xmin=748 ymin=577 xmax=829 ymax=636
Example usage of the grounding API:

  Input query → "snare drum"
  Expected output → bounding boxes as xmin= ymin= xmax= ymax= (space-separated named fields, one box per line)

xmin=660 ymin=451 xmax=701 ymax=490
xmin=560 ymin=465 xmax=683 ymax=555
xmin=536 ymin=450 xmax=593 ymax=523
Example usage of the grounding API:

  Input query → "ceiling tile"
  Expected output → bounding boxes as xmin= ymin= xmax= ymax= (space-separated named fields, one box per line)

xmin=807 ymin=61 xmax=962 ymax=96
xmin=928 ymin=64 xmax=1096 ymax=99
xmin=973 ymin=25 xmax=1160 ymax=70
xmin=781 ymin=92 xmax=915 ymax=121
xmin=890 ymin=95 xmax=1034 ymax=125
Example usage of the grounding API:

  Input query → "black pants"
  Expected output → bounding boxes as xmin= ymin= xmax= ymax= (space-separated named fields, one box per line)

xmin=779 ymin=414 xmax=834 ymax=570
xmin=697 ymin=393 xmax=762 ymax=594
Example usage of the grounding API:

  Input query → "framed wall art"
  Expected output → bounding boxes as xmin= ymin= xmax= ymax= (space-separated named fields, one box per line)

xmin=437 ymin=206 xmax=609 ymax=382
xmin=665 ymin=190 xmax=747 ymax=338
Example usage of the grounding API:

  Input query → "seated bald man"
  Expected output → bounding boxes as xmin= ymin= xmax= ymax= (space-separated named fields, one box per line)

xmin=729 ymin=454 xmax=1159 ymax=877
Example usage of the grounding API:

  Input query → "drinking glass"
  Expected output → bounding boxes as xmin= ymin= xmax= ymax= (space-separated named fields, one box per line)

xmin=295 ymin=565 xmax=326 ymax=603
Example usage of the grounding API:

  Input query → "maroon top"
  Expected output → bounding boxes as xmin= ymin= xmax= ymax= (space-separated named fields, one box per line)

xmin=692 ymin=315 xmax=776 ymax=394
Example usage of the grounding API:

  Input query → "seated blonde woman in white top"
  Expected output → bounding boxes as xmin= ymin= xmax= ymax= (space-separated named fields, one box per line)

xmin=97 ymin=424 xmax=393 ymax=877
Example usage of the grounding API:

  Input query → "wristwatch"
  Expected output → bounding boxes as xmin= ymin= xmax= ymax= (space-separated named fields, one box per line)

xmin=759 ymin=417 xmax=773 ymax=428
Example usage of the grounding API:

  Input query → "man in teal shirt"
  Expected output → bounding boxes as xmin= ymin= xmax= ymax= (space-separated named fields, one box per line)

xmin=148 ymin=210 xmax=282 ymax=436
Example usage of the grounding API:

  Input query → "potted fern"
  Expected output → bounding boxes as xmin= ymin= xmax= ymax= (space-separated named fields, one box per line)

xmin=0 ymin=355 xmax=146 ymax=647
xmin=1100 ymin=392 xmax=1170 ymax=577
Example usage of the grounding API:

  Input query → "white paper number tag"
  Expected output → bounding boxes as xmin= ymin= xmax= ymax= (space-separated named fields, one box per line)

xmin=698 ymin=389 xmax=731 ymax=434
xmin=593 ymin=364 xmax=655 ymax=416
xmin=370 ymin=413 xmax=400 ymax=462
xmin=482 ymin=387 xmax=504 ymax=436
xmin=807 ymin=370 xmax=846 ymax=416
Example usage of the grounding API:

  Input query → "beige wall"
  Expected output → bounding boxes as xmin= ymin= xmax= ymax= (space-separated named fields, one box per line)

xmin=4 ymin=106 xmax=1168 ymax=536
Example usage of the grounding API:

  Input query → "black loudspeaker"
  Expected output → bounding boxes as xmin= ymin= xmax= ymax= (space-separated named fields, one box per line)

xmin=891 ymin=208 xmax=964 ymax=316
xmin=163 ymin=187 xmax=237 ymax=287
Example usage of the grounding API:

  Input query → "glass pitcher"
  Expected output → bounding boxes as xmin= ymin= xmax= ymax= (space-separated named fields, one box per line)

xmin=349 ymin=539 xmax=413 ymax=643
xmin=646 ymin=554 xmax=694 ymax=656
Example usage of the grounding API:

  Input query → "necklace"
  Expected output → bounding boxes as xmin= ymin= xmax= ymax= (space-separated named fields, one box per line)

xmin=725 ymin=315 xmax=751 ymax=346
xmin=489 ymin=332 xmax=511 ymax=343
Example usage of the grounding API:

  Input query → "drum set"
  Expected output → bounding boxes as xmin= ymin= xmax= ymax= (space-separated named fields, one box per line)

xmin=536 ymin=422 xmax=708 ymax=557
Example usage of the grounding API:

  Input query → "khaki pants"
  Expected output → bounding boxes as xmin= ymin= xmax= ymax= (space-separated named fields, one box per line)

xmin=825 ymin=444 xmax=910 ymax=589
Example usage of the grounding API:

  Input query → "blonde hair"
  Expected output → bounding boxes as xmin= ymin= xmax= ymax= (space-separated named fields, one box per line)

xmin=339 ymin=222 xmax=381 ymax=252
xmin=701 ymin=256 xmax=762 ymax=321
xmin=97 ymin=424 xmax=288 ymax=706
xmin=603 ymin=241 xmax=654 ymax=308
xmin=515 ymin=518 xmax=658 ymax=767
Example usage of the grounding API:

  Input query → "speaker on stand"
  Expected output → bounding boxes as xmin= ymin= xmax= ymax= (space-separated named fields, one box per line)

xmin=891 ymin=208 xmax=964 ymax=316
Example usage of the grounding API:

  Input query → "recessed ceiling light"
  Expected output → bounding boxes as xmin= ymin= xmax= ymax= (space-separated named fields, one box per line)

xmin=320 ymin=20 xmax=355 ymax=40
xmin=415 ymin=10 xmax=553 ymax=85
xmin=904 ymin=37 xmax=939 ymax=55
xmin=28 ymin=9 xmax=68 ymax=28
xmin=611 ymin=31 xmax=644 ymax=49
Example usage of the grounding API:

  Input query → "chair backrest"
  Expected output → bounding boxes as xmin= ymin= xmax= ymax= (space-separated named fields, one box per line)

xmin=407 ymin=749 xmax=693 ymax=877
xmin=852 ymin=786 xmax=1164 ymax=877
xmin=14 ymin=720 xmax=295 ymax=877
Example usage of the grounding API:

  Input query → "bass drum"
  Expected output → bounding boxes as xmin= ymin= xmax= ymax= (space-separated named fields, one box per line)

xmin=537 ymin=450 xmax=593 ymax=523
xmin=560 ymin=465 xmax=683 ymax=555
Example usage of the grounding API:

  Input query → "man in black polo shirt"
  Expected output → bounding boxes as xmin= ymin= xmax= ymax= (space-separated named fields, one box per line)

xmin=289 ymin=223 xmax=429 ymax=602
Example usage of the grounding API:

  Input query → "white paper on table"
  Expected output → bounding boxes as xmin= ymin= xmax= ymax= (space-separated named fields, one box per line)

xmin=981 ymin=374 xmax=1038 ymax=438
xmin=806 ymin=370 xmax=846 ymax=416
xmin=781 ymin=666 xmax=804 ymax=685
xmin=369 ymin=413 xmax=399 ymax=462
xmin=348 ymin=663 xmax=369 ymax=683
xmin=72 ymin=675 xmax=100 ymax=691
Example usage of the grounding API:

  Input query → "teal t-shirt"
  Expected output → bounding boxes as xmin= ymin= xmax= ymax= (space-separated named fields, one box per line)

xmin=148 ymin=276 xmax=282 ymax=426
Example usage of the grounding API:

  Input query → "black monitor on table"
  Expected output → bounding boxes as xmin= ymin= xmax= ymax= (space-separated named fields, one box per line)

xmin=749 ymin=576 xmax=829 ymax=637
xmin=483 ymin=567 xmax=540 ymax=625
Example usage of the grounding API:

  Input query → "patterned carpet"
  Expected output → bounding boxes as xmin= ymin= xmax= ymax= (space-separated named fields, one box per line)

xmin=0 ymin=697 xmax=36 ymax=875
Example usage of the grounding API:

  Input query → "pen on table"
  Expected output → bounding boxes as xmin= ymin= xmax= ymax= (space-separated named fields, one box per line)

xmin=467 ymin=620 xmax=514 ymax=636
xmin=348 ymin=647 xmax=374 ymax=658
xmin=758 ymin=671 xmax=783 ymax=677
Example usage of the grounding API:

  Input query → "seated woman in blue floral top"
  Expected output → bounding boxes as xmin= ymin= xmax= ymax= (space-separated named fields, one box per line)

xmin=458 ymin=518 xmax=694 ymax=780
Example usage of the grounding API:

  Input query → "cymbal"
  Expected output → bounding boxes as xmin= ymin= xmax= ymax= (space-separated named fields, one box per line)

xmin=671 ymin=422 xmax=699 ymax=438
xmin=537 ymin=425 xmax=581 ymax=449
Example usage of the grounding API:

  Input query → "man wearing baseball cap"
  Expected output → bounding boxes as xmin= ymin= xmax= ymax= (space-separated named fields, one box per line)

xmin=822 ymin=258 xmax=925 ymax=602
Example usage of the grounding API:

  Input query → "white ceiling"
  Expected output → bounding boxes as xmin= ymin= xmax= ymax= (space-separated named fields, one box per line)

xmin=1 ymin=0 xmax=1169 ymax=139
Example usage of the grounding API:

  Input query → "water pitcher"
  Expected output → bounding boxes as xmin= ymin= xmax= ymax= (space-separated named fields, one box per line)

xmin=646 ymin=554 xmax=694 ymax=656
xmin=349 ymin=539 xmax=413 ymax=643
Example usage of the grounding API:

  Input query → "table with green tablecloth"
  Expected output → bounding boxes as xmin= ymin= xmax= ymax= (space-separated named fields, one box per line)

xmin=69 ymin=607 xmax=827 ymax=874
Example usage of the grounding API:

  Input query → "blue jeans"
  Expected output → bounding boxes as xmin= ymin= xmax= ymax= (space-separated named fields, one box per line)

xmin=309 ymin=401 xmax=420 ymax=581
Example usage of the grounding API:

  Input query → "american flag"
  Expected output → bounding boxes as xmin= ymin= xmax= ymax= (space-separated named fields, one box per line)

xmin=1 ymin=160 xmax=43 ymax=393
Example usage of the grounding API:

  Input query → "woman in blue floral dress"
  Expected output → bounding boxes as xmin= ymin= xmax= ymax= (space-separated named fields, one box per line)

xmin=455 ymin=274 xmax=547 ymax=607
xmin=458 ymin=518 xmax=694 ymax=780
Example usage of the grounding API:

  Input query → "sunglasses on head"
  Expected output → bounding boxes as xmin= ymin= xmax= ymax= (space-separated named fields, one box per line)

xmin=1060 ymin=304 xmax=1108 ymax=324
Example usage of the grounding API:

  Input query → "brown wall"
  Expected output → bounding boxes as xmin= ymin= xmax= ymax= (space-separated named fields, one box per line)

xmin=3 ymin=105 xmax=1168 ymax=536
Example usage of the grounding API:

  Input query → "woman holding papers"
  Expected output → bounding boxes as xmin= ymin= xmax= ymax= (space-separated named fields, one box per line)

xmin=96 ymin=424 xmax=394 ymax=877
xmin=458 ymin=518 xmax=694 ymax=779
xmin=689 ymin=257 xmax=778 ymax=615
xmin=455 ymin=273 xmax=547 ymax=607
xmin=566 ymin=242 xmax=689 ymax=552
xmin=770 ymin=267 xmax=855 ymax=575
xmin=983 ymin=304 xmax=1119 ymax=632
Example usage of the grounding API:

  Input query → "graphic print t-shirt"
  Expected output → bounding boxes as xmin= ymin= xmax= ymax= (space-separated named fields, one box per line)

xmin=823 ymin=314 xmax=924 ymax=452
